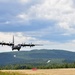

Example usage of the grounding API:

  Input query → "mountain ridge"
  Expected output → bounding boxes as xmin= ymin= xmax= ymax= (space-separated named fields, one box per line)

xmin=0 ymin=49 xmax=75 ymax=65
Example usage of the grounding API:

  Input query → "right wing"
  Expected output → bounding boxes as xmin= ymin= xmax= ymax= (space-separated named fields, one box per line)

xmin=0 ymin=42 xmax=14 ymax=46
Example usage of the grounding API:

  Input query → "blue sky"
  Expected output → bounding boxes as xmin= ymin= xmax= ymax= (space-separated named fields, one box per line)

xmin=0 ymin=0 xmax=75 ymax=52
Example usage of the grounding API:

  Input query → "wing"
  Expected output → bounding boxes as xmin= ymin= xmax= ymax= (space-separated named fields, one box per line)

xmin=21 ymin=43 xmax=42 ymax=47
xmin=0 ymin=42 xmax=14 ymax=46
xmin=21 ymin=43 xmax=35 ymax=47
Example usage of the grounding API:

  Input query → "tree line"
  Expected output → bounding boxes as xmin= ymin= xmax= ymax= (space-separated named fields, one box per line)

xmin=0 ymin=62 xmax=75 ymax=69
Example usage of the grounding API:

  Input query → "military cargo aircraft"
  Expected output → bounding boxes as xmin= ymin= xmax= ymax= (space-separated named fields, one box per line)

xmin=0 ymin=36 xmax=41 ymax=51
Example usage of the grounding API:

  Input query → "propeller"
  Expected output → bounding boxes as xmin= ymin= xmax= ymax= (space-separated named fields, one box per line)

xmin=22 ymin=42 xmax=26 ymax=47
xmin=9 ymin=42 xmax=11 ymax=44
xmin=9 ymin=42 xmax=12 ymax=46
xmin=34 ymin=44 xmax=43 ymax=46
xmin=30 ymin=43 xmax=32 ymax=48
xmin=2 ymin=41 xmax=4 ymax=46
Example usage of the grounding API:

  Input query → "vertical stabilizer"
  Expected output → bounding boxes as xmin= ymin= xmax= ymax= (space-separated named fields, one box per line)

xmin=13 ymin=35 xmax=14 ymax=44
xmin=12 ymin=35 xmax=14 ymax=50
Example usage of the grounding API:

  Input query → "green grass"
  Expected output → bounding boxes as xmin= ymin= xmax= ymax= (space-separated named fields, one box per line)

xmin=0 ymin=71 xmax=20 ymax=75
xmin=0 ymin=71 xmax=41 ymax=75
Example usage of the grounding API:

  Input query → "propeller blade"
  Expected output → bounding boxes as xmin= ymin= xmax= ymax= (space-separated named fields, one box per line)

xmin=35 ymin=44 xmax=43 ymax=46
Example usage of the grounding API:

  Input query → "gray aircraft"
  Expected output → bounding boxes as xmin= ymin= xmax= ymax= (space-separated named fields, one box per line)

xmin=0 ymin=36 xmax=41 ymax=51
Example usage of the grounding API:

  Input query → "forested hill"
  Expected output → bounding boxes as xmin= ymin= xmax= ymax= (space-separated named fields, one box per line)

xmin=0 ymin=49 xmax=75 ymax=65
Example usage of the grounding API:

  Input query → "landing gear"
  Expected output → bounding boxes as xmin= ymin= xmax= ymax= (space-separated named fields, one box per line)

xmin=18 ymin=49 xmax=20 ymax=51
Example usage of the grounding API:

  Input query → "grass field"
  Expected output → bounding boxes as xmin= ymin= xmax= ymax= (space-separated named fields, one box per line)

xmin=0 ymin=69 xmax=75 ymax=75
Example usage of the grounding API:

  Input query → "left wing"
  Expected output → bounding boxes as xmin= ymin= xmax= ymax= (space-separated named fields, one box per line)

xmin=0 ymin=42 xmax=14 ymax=46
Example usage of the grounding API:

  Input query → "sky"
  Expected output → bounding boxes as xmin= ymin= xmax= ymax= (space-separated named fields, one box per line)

xmin=0 ymin=0 xmax=75 ymax=52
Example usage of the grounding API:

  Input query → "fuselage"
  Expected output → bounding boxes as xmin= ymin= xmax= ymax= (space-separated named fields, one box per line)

xmin=12 ymin=44 xmax=21 ymax=51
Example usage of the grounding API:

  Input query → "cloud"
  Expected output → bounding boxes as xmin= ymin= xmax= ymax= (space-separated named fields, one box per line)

xmin=15 ymin=0 xmax=75 ymax=35
xmin=0 ymin=0 xmax=75 ymax=52
xmin=0 ymin=32 xmax=36 ymax=43
xmin=27 ymin=0 xmax=73 ymax=19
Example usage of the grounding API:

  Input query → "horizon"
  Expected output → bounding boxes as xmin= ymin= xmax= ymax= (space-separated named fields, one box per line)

xmin=0 ymin=49 xmax=75 ymax=53
xmin=0 ymin=0 xmax=75 ymax=52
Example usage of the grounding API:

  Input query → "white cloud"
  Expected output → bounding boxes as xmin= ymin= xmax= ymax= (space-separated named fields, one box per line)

xmin=0 ymin=32 xmax=36 ymax=43
xmin=28 ymin=0 xmax=74 ymax=19
xmin=58 ymin=22 xmax=70 ymax=30
xmin=0 ymin=0 xmax=75 ymax=52
xmin=16 ymin=13 xmax=30 ymax=22
xmin=16 ymin=0 xmax=75 ymax=35
xmin=1 ymin=0 xmax=75 ymax=36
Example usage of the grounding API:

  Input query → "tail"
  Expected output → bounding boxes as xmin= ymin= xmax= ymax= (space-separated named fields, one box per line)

xmin=12 ymin=36 xmax=14 ymax=50
xmin=13 ymin=35 xmax=14 ymax=44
